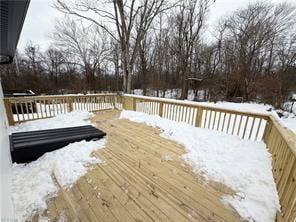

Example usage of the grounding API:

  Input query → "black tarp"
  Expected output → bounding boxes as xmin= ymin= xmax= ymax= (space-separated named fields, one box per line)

xmin=10 ymin=125 xmax=106 ymax=163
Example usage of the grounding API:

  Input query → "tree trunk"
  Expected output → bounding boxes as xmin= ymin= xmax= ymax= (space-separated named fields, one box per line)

xmin=142 ymin=71 xmax=147 ymax=96
xmin=123 ymin=73 xmax=127 ymax=93
xmin=122 ymin=56 xmax=128 ymax=93
xmin=122 ymin=44 xmax=132 ymax=94
xmin=140 ymin=47 xmax=147 ymax=96
xmin=114 ymin=61 xmax=120 ymax=92
xmin=180 ymin=70 xmax=188 ymax=100
xmin=127 ymin=64 xmax=132 ymax=94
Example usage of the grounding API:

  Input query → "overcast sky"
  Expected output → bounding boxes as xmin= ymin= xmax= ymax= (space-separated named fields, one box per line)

xmin=17 ymin=0 xmax=295 ymax=52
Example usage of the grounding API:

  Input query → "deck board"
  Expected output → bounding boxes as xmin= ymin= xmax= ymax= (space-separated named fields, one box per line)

xmin=43 ymin=110 xmax=241 ymax=221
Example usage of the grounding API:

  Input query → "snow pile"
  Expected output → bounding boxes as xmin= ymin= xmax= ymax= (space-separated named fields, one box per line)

xmin=9 ymin=111 xmax=93 ymax=134
xmin=120 ymin=110 xmax=280 ymax=222
xmin=276 ymin=110 xmax=296 ymax=133
xmin=10 ymin=110 xmax=106 ymax=220
xmin=281 ymin=117 xmax=296 ymax=133
xmin=127 ymin=94 xmax=274 ymax=115
xmin=196 ymin=101 xmax=296 ymax=133
xmin=195 ymin=101 xmax=273 ymax=114
xmin=133 ymin=88 xmax=203 ymax=100
xmin=12 ymin=139 xmax=106 ymax=221
xmin=283 ymin=101 xmax=296 ymax=115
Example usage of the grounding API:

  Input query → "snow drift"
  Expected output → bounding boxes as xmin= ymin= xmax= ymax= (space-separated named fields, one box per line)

xmin=9 ymin=111 xmax=93 ymax=134
xmin=10 ymin=111 xmax=106 ymax=220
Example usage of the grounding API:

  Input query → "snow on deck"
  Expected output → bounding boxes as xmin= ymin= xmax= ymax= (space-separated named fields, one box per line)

xmin=120 ymin=110 xmax=280 ymax=222
xmin=10 ymin=111 xmax=106 ymax=221
xmin=9 ymin=111 xmax=94 ymax=134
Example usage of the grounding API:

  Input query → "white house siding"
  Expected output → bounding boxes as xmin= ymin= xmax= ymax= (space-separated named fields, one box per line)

xmin=0 ymin=80 xmax=14 ymax=219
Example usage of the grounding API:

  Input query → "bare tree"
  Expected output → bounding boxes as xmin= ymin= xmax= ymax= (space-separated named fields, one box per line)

xmin=109 ymin=40 xmax=122 ymax=92
xmin=1 ymin=1 xmax=296 ymax=108
xmin=170 ymin=0 xmax=213 ymax=99
xmin=220 ymin=2 xmax=296 ymax=102
xmin=54 ymin=0 xmax=174 ymax=93
xmin=52 ymin=17 xmax=109 ymax=92
xmin=43 ymin=47 xmax=65 ymax=91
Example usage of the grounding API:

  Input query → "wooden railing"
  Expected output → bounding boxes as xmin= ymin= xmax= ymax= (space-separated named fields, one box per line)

xmin=123 ymin=94 xmax=296 ymax=221
xmin=4 ymin=94 xmax=121 ymax=125
xmin=263 ymin=117 xmax=296 ymax=222
xmin=3 ymin=93 xmax=295 ymax=221
xmin=123 ymin=95 xmax=269 ymax=141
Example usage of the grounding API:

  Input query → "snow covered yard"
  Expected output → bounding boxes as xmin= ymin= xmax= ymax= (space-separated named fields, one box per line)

xmin=195 ymin=101 xmax=296 ymax=133
xmin=281 ymin=117 xmax=296 ymax=133
xmin=9 ymin=111 xmax=106 ymax=221
xmin=120 ymin=110 xmax=280 ymax=222
xmin=131 ymin=91 xmax=296 ymax=134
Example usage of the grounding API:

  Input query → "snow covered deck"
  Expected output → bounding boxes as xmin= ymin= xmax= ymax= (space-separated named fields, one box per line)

xmin=42 ymin=110 xmax=242 ymax=221
xmin=6 ymin=94 xmax=296 ymax=221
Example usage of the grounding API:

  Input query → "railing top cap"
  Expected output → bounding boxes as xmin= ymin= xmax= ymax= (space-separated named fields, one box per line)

xmin=5 ymin=93 xmax=117 ymax=100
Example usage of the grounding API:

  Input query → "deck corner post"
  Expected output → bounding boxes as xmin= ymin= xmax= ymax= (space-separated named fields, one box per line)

xmin=132 ymin=97 xmax=137 ymax=111
xmin=3 ymin=98 xmax=15 ymax=126
xmin=263 ymin=117 xmax=272 ymax=143
xmin=122 ymin=96 xmax=127 ymax=110
xmin=67 ymin=97 xmax=73 ymax=112
xmin=195 ymin=106 xmax=203 ymax=128
xmin=159 ymin=102 xmax=164 ymax=117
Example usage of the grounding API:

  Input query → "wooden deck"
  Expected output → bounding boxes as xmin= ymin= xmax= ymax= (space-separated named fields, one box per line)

xmin=43 ymin=110 xmax=241 ymax=222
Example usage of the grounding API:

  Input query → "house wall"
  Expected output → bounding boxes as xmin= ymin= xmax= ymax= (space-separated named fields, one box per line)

xmin=0 ymin=80 xmax=14 ymax=219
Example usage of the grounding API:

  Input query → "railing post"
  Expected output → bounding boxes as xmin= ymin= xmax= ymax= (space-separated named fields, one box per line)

xmin=112 ymin=95 xmax=116 ymax=109
xmin=159 ymin=102 xmax=164 ymax=117
xmin=132 ymin=97 xmax=136 ymax=111
xmin=123 ymin=96 xmax=132 ymax=110
xmin=263 ymin=118 xmax=272 ymax=143
xmin=195 ymin=107 xmax=203 ymax=127
xmin=67 ymin=97 xmax=73 ymax=112
xmin=122 ymin=96 xmax=127 ymax=110
xmin=4 ymin=98 xmax=15 ymax=126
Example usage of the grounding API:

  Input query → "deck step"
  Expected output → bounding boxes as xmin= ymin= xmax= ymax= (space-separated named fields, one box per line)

xmin=10 ymin=125 xmax=106 ymax=163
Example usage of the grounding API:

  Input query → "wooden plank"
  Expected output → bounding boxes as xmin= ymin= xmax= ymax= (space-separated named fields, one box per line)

xmin=20 ymin=102 xmax=25 ymax=121
xmin=232 ymin=115 xmax=237 ymax=135
xmin=4 ymin=98 xmax=15 ymax=125
xmin=42 ymin=110 xmax=242 ymax=221
xmin=242 ymin=116 xmax=249 ymax=139
xmin=66 ymin=97 xmax=73 ymax=112
xmin=248 ymin=117 xmax=255 ymax=140
xmin=96 ymin=114 xmax=240 ymax=221
xmin=226 ymin=114 xmax=231 ymax=133
xmin=195 ymin=107 xmax=203 ymax=127
xmin=98 ymin=150 xmax=209 ymax=222
xmin=255 ymin=119 xmax=262 ymax=141
xmin=222 ymin=112 xmax=226 ymax=132
xmin=86 ymin=168 xmax=153 ymax=222
xmin=43 ymin=100 xmax=48 ymax=117
xmin=207 ymin=110 xmax=212 ymax=129
xmin=13 ymin=102 xmax=20 ymax=122
xmin=263 ymin=117 xmax=296 ymax=221
xmin=39 ymin=101 xmax=44 ymax=119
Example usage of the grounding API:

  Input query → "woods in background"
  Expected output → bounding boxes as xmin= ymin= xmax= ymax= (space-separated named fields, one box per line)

xmin=1 ymin=0 xmax=296 ymax=107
